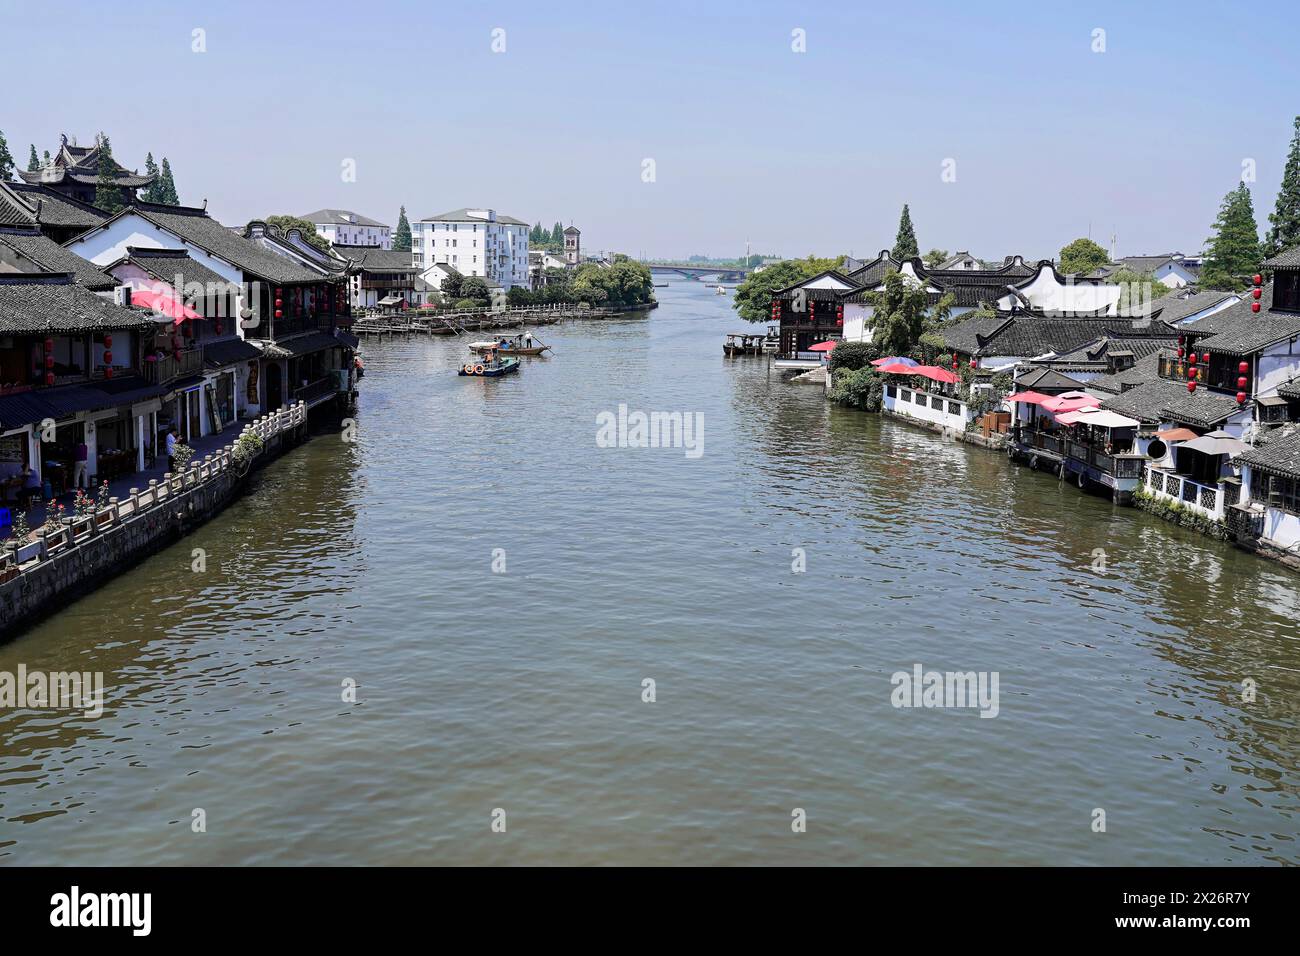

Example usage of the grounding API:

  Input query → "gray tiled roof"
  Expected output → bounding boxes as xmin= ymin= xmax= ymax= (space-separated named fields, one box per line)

xmin=104 ymin=203 xmax=325 ymax=284
xmin=418 ymin=207 xmax=529 ymax=226
xmin=1089 ymin=352 xmax=1162 ymax=394
xmin=301 ymin=208 xmax=388 ymax=228
xmin=1185 ymin=281 xmax=1300 ymax=355
xmin=1159 ymin=387 xmax=1244 ymax=427
xmin=122 ymin=247 xmax=229 ymax=291
xmin=0 ymin=272 xmax=156 ymax=334
xmin=1262 ymin=245 xmax=1300 ymax=269
xmin=0 ymin=226 xmax=116 ymax=290
xmin=1237 ymin=425 xmax=1300 ymax=478
xmin=1151 ymin=289 xmax=1239 ymax=325
xmin=331 ymin=244 xmax=417 ymax=272
xmin=1099 ymin=377 xmax=1189 ymax=424
xmin=0 ymin=182 xmax=110 ymax=229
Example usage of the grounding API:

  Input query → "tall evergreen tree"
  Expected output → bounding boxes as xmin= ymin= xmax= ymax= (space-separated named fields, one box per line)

xmin=1200 ymin=182 xmax=1261 ymax=290
xmin=892 ymin=204 xmax=919 ymax=260
xmin=27 ymin=144 xmax=39 ymax=173
xmin=551 ymin=221 xmax=564 ymax=249
xmin=392 ymin=205 xmax=412 ymax=251
xmin=142 ymin=152 xmax=161 ymax=203
xmin=1266 ymin=116 xmax=1300 ymax=257
xmin=94 ymin=135 xmax=124 ymax=214
xmin=42 ymin=150 xmax=50 ymax=165
xmin=0 ymin=130 xmax=15 ymax=182
xmin=531 ymin=221 xmax=543 ymax=243
xmin=159 ymin=157 xmax=179 ymax=205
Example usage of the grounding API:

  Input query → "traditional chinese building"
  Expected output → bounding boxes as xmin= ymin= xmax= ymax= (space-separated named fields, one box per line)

xmin=17 ymin=134 xmax=154 ymax=208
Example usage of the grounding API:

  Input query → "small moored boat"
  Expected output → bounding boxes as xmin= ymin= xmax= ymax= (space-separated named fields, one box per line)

xmin=468 ymin=331 xmax=551 ymax=356
xmin=459 ymin=347 xmax=520 ymax=377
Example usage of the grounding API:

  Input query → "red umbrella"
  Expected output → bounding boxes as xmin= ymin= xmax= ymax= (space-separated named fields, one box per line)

xmin=808 ymin=340 xmax=838 ymax=352
xmin=130 ymin=287 xmax=201 ymax=325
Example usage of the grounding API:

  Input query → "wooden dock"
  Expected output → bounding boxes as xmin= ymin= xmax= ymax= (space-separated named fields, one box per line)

xmin=352 ymin=304 xmax=618 ymax=338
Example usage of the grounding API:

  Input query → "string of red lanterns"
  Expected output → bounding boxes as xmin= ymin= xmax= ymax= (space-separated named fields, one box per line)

xmin=1252 ymin=273 xmax=1263 ymax=312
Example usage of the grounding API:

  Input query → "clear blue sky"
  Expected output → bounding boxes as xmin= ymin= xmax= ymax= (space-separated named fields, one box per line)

xmin=4 ymin=0 xmax=1296 ymax=262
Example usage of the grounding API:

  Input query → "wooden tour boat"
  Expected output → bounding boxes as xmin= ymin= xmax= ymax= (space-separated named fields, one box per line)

xmin=459 ymin=347 xmax=521 ymax=377
xmin=468 ymin=332 xmax=551 ymax=356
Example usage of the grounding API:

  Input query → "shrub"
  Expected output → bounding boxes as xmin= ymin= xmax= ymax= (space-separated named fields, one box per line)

xmin=830 ymin=366 xmax=885 ymax=412
xmin=454 ymin=298 xmax=480 ymax=310
xmin=828 ymin=340 xmax=879 ymax=374
xmin=231 ymin=431 xmax=264 ymax=468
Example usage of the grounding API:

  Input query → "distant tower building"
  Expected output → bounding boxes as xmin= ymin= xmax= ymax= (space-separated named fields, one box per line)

xmin=564 ymin=225 xmax=581 ymax=266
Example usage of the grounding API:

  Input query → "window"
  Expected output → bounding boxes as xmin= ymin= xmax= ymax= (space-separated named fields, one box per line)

xmin=1257 ymin=473 xmax=1300 ymax=514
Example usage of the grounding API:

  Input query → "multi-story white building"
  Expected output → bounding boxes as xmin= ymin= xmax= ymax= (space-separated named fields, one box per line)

xmin=302 ymin=209 xmax=391 ymax=249
xmin=411 ymin=207 xmax=529 ymax=289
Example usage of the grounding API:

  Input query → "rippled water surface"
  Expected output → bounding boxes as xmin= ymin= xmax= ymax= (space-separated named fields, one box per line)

xmin=2 ymin=281 xmax=1298 ymax=865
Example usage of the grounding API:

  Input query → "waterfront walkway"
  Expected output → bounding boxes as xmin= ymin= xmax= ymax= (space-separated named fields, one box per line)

xmin=9 ymin=420 xmax=255 ymax=534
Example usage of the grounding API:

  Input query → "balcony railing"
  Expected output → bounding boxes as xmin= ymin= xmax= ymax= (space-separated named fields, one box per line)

xmin=293 ymin=375 xmax=337 ymax=406
xmin=1015 ymin=426 xmax=1144 ymax=479
xmin=142 ymin=348 xmax=204 ymax=386
xmin=1144 ymin=466 xmax=1226 ymax=519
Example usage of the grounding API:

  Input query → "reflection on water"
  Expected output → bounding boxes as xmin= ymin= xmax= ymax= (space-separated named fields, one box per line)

xmin=0 ymin=282 xmax=1297 ymax=865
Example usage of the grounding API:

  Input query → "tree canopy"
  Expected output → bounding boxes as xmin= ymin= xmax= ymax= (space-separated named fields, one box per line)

xmin=1266 ymin=115 xmax=1300 ymax=257
xmin=1058 ymin=237 xmax=1109 ymax=275
xmin=923 ymin=248 xmax=949 ymax=268
xmin=892 ymin=204 xmax=919 ymax=260
xmin=392 ymin=206 xmax=412 ymax=252
xmin=158 ymin=157 xmax=179 ymax=205
xmin=94 ymin=135 xmax=124 ymax=214
xmin=1200 ymin=182 xmax=1261 ymax=290
xmin=26 ymin=144 xmax=39 ymax=173
xmin=867 ymin=270 xmax=930 ymax=358
xmin=266 ymin=215 xmax=331 ymax=252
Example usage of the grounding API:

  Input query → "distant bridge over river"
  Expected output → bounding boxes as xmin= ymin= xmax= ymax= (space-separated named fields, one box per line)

xmin=647 ymin=263 xmax=753 ymax=281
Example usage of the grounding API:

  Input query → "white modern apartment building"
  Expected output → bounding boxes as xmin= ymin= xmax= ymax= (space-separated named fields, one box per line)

xmin=411 ymin=207 xmax=529 ymax=289
xmin=302 ymin=209 xmax=392 ymax=249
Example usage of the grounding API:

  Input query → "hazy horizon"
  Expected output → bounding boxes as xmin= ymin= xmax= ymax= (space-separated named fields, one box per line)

xmin=4 ymin=0 xmax=1296 ymax=262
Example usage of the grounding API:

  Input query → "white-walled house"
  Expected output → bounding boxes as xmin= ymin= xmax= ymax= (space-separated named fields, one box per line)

xmin=302 ymin=209 xmax=391 ymax=249
xmin=1091 ymin=253 xmax=1202 ymax=289
xmin=411 ymin=208 xmax=530 ymax=289
xmin=1235 ymin=428 xmax=1300 ymax=553
xmin=770 ymin=269 xmax=860 ymax=369
xmin=996 ymin=262 xmax=1125 ymax=315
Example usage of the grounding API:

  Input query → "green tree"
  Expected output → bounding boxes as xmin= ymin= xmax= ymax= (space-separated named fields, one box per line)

xmin=827 ymin=340 xmax=879 ymax=374
xmin=159 ymin=157 xmax=179 ymax=205
xmin=1266 ymin=116 xmax=1300 ymax=257
xmin=732 ymin=260 xmax=807 ymax=323
xmin=94 ymin=135 xmax=124 ymax=214
xmin=461 ymin=276 xmax=490 ymax=302
xmin=531 ymin=221 xmax=544 ymax=243
xmin=923 ymin=248 xmax=950 ymax=268
xmin=1058 ymin=237 xmax=1109 ymax=275
xmin=441 ymin=271 xmax=464 ymax=300
xmin=26 ymin=144 xmax=39 ymax=173
xmin=0 ymin=130 xmax=15 ymax=182
xmin=892 ymin=204 xmax=919 ymax=260
xmin=392 ymin=206 xmax=412 ymax=251
xmin=1105 ymin=267 xmax=1171 ymax=315
xmin=1200 ymin=182 xmax=1261 ymax=290
xmin=866 ymin=270 xmax=930 ymax=357
xmin=141 ymin=153 xmax=161 ymax=203
xmin=266 ymin=215 xmax=331 ymax=252
xmin=830 ymin=366 xmax=885 ymax=412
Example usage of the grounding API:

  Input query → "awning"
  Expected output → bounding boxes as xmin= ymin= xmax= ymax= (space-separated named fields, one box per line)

xmin=129 ymin=287 xmax=202 ymax=325
xmin=266 ymin=331 xmax=341 ymax=358
xmin=1004 ymin=390 xmax=1052 ymax=405
xmin=203 ymin=337 xmax=263 ymax=368
xmin=1059 ymin=408 xmax=1141 ymax=429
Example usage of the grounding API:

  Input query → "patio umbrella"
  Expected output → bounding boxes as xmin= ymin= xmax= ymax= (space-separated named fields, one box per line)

xmin=872 ymin=356 xmax=919 ymax=367
xmin=129 ymin=287 xmax=201 ymax=325
xmin=911 ymin=365 xmax=960 ymax=384
xmin=1179 ymin=432 xmax=1249 ymax=457
xmin=1040 ymin=393 xmax=1101 ymax=413
xmin=808 ymin=340 xmax=838 ymax=352
xmin=1004 ymin=390 xmax=1051 ymax=405
xmin=1157 ymin=427 xmax=1199 ymax=443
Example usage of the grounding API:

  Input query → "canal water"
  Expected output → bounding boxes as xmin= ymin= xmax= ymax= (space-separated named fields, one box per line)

xmin=2 ymin=281 xmax=1297 ymax=865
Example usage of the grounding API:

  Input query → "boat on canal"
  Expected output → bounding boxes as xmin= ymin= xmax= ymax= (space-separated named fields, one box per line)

xmin=467 ymin=331 xmax=551 ymax=356
xmin=459 ymin=346 xmax=520 ymax=377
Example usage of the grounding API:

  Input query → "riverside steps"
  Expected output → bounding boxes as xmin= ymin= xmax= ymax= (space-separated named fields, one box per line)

xmin=0 ymin=402 xmax=311 ymax=641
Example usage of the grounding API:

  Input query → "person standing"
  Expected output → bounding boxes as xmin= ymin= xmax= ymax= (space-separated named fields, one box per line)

xmin=73 ymin=440 xmax=88 ymax=489
xmin=166 ymin=428 xmax=177 ymax=473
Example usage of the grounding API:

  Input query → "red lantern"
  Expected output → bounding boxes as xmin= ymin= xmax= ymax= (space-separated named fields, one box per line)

xmin=1253 ymin=288 xmax=1262 ymax=299
xmin=835 ymin=319 xmax=843 ymax=327
xmin=1188 ymin=353 xmax=1197 ymax=365
xmin=1239 ymin=361 xmax=1249 ymax=373
xmin=103 ymin=334 xmax=112 ymax=349
xmin=1252 ymin=302 xmax=1261 ymax=313
xmin=275 ymin=310 xmax=283 ymax=319
xmin=1253 ymin=274 xmax=1263 ymax=285
xmin=275 ymin=298 xmax=283 ymax=308
xmin=44 ymin=372 xmax=54 ymax=386
xmin=44 ymin=337 xmax=53 ymax=352
xmin=1177 ymin=347 xmax=1185 ymax=358
xmin=969 ymin=359 xmax=977 ymax=369
xmin=214 ymin=321 xmax=223 ymax=335
xmin=45 ymin=355 xmax=54 ymax=369
xmin=1188 ymin=381 xmax=1196 ymax=393
xmin=1236 ymin=392 xmax=1246 ymax=404
xmin=275 ymin=287 xmax=282 ymax=295
xmin=1237 ymin=376 xmax=1248 ymax=388
xmin=1202 ymin=352 xmax=1210 ymax=363
xmin=1187 ymin=367 xmax=1195 ymax=379
xmin=1177 ymin=334 xmax=1185 ymax=345
xmin=951 ymin=360 xmax=958 ymax=370
xmin=102 ymin=351 xmax=112 ymax=364
xmin=104 ymin=367 xmax=113 ymax=380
